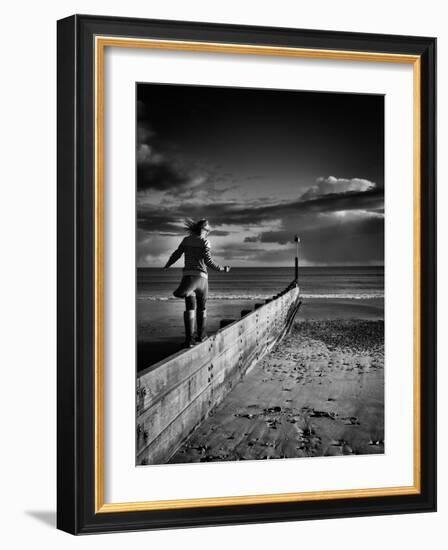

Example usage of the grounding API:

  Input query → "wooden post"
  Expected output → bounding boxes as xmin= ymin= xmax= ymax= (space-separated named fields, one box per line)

xmin=294 ymin=234 xmax=300 ymax=282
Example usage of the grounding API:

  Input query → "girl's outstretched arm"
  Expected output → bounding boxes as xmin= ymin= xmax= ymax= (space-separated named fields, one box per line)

xmin=164 ymin=241 xmax=184 ymax=268
xmin=203 ymin=240 xmax=227 ymax=272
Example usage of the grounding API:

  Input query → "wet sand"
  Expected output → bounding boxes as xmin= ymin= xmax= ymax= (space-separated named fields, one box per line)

xmin=169 ymin=319 xmax=384 ymax=463
xmin=137 ymin=299 xmax=257 ymax=370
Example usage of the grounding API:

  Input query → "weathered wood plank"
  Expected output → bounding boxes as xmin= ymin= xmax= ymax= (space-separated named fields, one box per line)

xmin=136 ymin=284 xmax=299 ymax=464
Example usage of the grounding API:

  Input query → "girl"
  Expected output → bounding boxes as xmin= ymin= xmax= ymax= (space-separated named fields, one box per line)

xmin=164 ymin=219 xmax=231 ymax=347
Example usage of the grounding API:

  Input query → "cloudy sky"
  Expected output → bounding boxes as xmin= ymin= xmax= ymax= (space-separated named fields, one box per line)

xmin=136 ymin=83 xmax=384 ymax=267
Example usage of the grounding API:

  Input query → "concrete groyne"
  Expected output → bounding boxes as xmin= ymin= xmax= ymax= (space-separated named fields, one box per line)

xmin=136 ymin=281 xmax=301 ymax=465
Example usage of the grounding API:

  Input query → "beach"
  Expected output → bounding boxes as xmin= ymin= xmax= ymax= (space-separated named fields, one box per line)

xmin=137 ymin=266 xmax=384 ymax=371
xmin=137 ymin=297 xmax=383 ymax=370
xmin=137 ymin=266 xmax=384 ymax=462
xmin=169 ymin=319 xmax=384 ymax=462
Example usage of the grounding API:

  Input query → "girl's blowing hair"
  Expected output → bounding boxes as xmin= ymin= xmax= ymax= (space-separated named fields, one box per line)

xmin=184 ymin=218 xmax=209 ymax=236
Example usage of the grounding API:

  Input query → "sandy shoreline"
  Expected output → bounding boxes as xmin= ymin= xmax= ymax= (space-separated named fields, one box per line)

xmin=169 ymin=319 xmax=384 ymax=463
xmin=137 ymin=297 xmax=384 ymax=370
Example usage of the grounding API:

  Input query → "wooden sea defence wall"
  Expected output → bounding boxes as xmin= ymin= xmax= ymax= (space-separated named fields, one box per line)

xmin=136 ymin=281 xmax=301 ymax=465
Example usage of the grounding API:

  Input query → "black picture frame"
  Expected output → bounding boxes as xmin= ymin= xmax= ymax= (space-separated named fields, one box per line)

xmin=57 ymin=14 xmax=436 ymax=534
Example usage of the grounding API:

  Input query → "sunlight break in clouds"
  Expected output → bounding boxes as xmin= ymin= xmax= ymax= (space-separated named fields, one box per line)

xmin=300 ymin=176 xmax=376 ymax=201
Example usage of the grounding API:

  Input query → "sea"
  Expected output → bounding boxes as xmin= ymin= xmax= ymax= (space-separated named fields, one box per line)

xmin=137 ymin=266 xmax=384 ymax=302
xmin=137 ymin=266 xmax=384 ymax=370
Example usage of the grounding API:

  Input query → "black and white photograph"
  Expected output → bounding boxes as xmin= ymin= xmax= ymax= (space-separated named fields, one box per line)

xmin=136 ymin=83 xmax=385 ymax=466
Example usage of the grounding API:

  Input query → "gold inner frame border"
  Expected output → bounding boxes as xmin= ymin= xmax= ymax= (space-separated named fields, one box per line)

xmin=94 ymin=35 xmax=421 ymax=513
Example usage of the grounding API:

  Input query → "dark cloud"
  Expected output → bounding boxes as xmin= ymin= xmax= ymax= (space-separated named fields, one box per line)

xmin=218 ymin=215 xmax=384 ymax=265
xmin=137 ymin=215 xmax=184 ymax=235
xmin=257 ymin=231 xmax=293 ymax=245
xmin=137 ymin=186 xmax=383 ymax=235
xmin=138 ymin=213 xmax=384 ymax=267
xmin=210 ymin=230 xmax=231 ymax=236
xmin=298 ymin=216 xmax=384 ymax=264
xmin=137 ymin=156 xmax=190 ymax=192
xmin=136 ymin=121 xmax=193 ymax=193
xmin=137 ymin=118 xmax=241 ymax=199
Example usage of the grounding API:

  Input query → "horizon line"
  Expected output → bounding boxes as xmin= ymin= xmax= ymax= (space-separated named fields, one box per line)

xmin=137 ymin=264 xmax=385 ymax=269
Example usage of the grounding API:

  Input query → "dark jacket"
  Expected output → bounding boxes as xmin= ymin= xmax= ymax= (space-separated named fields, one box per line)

xmin=165 ymin=235 xmax=224 ymax=278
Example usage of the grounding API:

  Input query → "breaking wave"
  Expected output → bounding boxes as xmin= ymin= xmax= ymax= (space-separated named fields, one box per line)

xmin=301 ymin=292 xmax=384 ymax=300
xmin=141 ymin=292 xmax=384 ymax=302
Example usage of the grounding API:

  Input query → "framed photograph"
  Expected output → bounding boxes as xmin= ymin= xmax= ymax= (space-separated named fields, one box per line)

xmin=57 ymin=14 xmax=436 ymax=534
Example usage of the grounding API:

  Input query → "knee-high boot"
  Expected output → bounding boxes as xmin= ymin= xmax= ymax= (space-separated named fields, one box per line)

xmin=196 ymin=309 xmax=207 ymax=342
xmin=183 ymin=310 xmax=196 ymax=348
